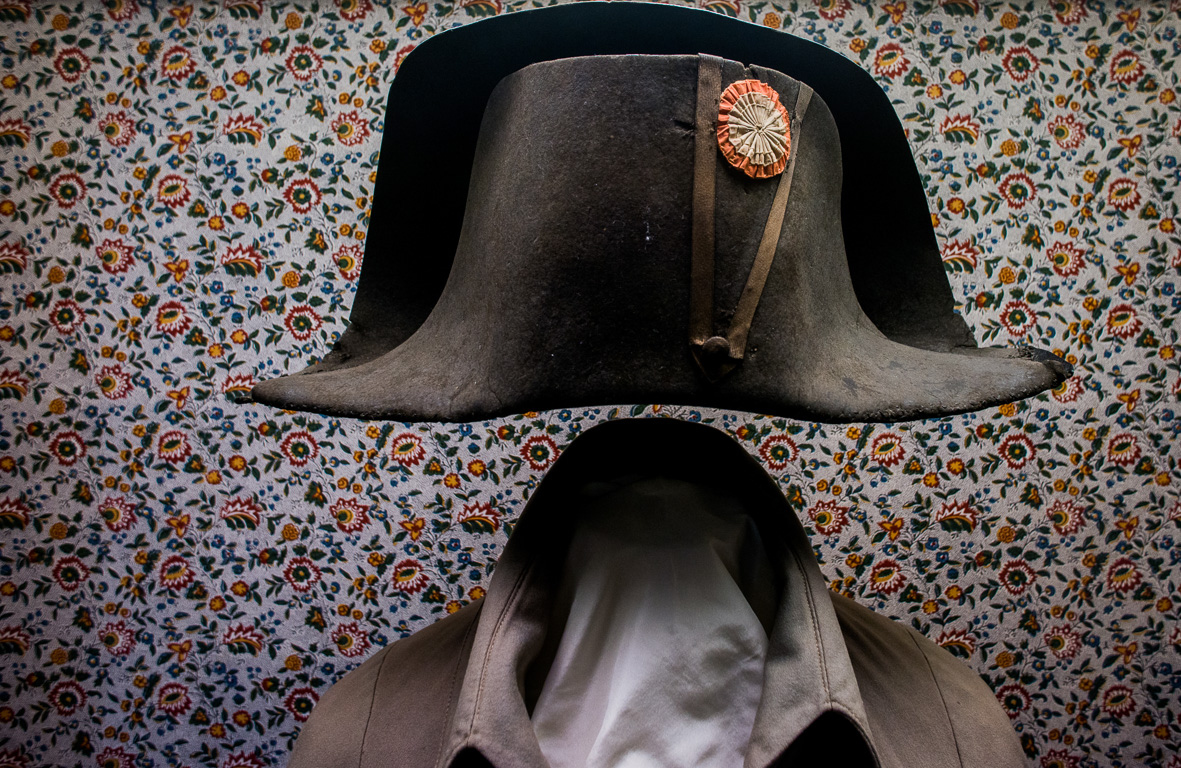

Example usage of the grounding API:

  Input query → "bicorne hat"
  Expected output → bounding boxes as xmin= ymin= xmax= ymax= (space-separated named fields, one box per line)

xmin=251 ymin=5 xmax=1068 ymax=423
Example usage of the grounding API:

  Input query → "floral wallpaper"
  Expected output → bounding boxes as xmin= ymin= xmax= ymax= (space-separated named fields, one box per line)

xmin=0 ymin=0 xmax=1178 ymax=766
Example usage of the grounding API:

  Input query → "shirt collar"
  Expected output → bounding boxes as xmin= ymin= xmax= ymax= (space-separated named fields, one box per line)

xmin=435 ymin=419 xmax=882 ymax=768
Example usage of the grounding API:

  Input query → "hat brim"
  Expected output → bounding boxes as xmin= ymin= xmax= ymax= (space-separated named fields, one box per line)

xmin=253 ymin=51 xmax=1070 ymax=424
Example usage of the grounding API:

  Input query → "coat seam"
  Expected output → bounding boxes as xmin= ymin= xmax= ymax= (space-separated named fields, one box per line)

xmin=470 ymin=563 xmax=534 ymax=735
xmin=906 ymin=628 xmax=966 ymax=768
xmin=436 ymin=612 xmax=483 ymax=768
xmin=787 ymin=548 xmax=831 ymax=703
xmin=358 ymin=649 xmax=393 ymax=768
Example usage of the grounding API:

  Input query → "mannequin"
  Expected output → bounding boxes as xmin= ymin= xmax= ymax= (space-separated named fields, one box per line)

xmin=285 ymin=420 xmax=1025 ymax=768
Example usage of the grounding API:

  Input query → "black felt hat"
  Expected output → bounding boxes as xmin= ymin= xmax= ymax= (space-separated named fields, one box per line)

xmin=252 ymin=4 xmax=1069 ymax=423
xmin=272 ymin=2 xmax=973 ymax=373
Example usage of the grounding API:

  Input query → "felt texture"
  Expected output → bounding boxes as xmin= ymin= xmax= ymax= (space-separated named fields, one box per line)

xmin=281 ymin=2 xmax=978 ymax=383
xmin=253 ymin=55 xmax=1069 ymax=422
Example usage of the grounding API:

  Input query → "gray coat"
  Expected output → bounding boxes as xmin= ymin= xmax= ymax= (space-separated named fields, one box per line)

xmin=288 ymin=419 xmax=1026 ymax=768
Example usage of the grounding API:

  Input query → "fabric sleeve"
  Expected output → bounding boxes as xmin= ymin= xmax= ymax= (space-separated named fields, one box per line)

xmin=905 ymin=624 xmax=1027 ymax=768
xmin=831 ymin=592 xmax=1026 ymax=768
xmin=286 ymin=602 xmax=483 ymax=768
xmin=287 ymin=645 xmax=392 ymax=768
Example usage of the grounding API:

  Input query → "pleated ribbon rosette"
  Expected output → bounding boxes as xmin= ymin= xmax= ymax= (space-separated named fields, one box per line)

xmin=716 ymin=79 xmax=791 ymax=179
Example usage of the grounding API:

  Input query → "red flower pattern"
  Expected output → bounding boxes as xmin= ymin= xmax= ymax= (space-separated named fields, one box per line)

xmin=520 ymin=434 xmax=559 ymax=471
xmin=1104 ymin=303 xmax=1141 ymax=341
xmin=157 ymin=555 xmax=195 ymax=593
xmin=389 ymin=432 xmax=426 ymax=467
xmin=998 ymin=171 xmax=1036 ymax=209
xmin=283 ymin=556 xmax=322 ymax=592
xmin=159 ymin=46 xmax=196 ymax=81
xmin=99 ymin=495 xmax=137 ymax=532
xmin=1001 ymin=45 xmax=1040 ymax=82
xmin=330 ymin=109 xmax=371 ymax=147
xmin=48 ymin=680 xmax=87 ymax=716
xmin=53 ymin=47 xmax=91 ymax=83
xmin=49 ymin=430 xmax=87 ymax=466
xmin=285 ymin=45 xmax=323 ymax=82
xmin=48 ymin=172 xmax=87 ymax=208
xmin=155 ymin=174 xmax=192 ymax=210
xmin=998 ymin=559 xmax=1037 ymax=596
xmin=872 ymin=42 xmax=909 ymax=79
xmin=390 ymin=558 xmax=430 ymax=595
xmin=100 ymin=110 xmax=137 ymax=147
xmin=870 ymin=431 xmax=906 ymax=467
xmin=283 ymin=304 xmax=323 ymax=341
xmin=1045 ymin=241 xmax=1085 ymax=277
xmin=52 ymin=555 xmax=90 ymax=592
xmin=280 ymin=430 xmax=320 ymax=467
xmin=758 ymin=434 xmax=798 ymax=470
xmin=283 ymin=177 xmax=322 ymax=213
xmin=330 ymin=497 xmax=370 ymax=533
xmin=808 ymin=499 xmax=850 ymax=536
xmin=156 ymin=682 xmax=193 ymax=716
xmin=1108 ymin=50 xmax=1144 ymax=85
xmin=331 ymin=621 xmax=372 ymax=658
xmin=0 ymin=7 xmax=1174 ymax=766
xmin=95 ymin=363 xmax=133 ymax=399
xmin=156 ymin=430 xmax=193 ymax=466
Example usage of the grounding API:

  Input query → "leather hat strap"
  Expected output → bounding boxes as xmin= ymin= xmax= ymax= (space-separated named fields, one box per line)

xmin=691 ymin=54 xmax=813 ymax=383
xmin=689 ymin=54 xmax=723 ymax=353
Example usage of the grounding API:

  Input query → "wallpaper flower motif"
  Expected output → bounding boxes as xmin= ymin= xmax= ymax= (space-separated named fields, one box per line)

xmin=0 ymin=1 xmax=1178 ymax=767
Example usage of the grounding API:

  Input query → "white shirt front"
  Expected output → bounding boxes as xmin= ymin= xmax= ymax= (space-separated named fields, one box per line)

xmin=531 ymin=478 xmax=777 ymax=768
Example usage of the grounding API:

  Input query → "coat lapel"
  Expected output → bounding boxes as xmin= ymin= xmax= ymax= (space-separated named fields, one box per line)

xmin=436 ymin=419 xmax=882 ymax=768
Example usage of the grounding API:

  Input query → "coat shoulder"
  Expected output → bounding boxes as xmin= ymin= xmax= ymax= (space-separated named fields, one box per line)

xmin=829 ymin=593 xmax=1026 ymax=768
xmin=286 ymin=601 xmax=483 ymax=768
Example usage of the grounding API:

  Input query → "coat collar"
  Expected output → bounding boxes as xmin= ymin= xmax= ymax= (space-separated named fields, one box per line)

xmin=434 ymin=419 xmax=882 ymax=768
